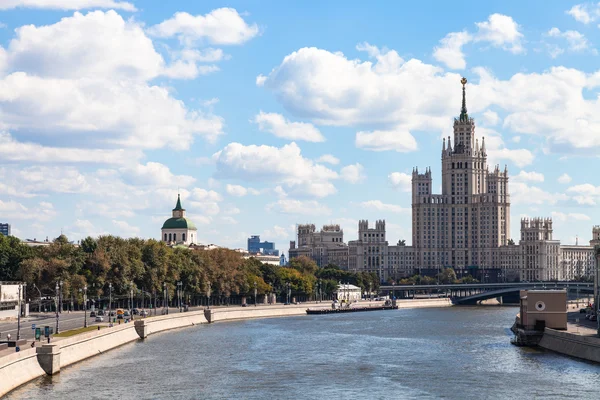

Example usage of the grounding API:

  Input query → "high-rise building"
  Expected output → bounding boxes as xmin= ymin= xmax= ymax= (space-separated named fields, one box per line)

xmin=412 ymin=77 xmax=510 ymax=276
xmin=247 ymin=235 xmax=279 ymax=256
xmin=0 ymin=223 xmax=10 ymax=236
xmin=289 ymin=78 xmax=597 ymax=283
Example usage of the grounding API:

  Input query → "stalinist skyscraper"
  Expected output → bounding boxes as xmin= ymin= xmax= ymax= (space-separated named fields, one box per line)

xmin=412 ymin=78 xmax=510 ymax=274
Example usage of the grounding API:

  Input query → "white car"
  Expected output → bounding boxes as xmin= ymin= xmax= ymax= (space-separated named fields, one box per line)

xmin=95 ymin=316 xmax=104 ymax=322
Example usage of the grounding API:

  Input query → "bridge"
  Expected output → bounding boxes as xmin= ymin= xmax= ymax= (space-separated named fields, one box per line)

xmin=379 ymin=281 xmax=594 ymax=305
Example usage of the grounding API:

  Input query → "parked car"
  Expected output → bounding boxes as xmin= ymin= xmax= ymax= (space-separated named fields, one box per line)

xmin=140 ymin=310 xmax=149 ymax=317
xmin=95 ymin=316 xmax=104 ymax=322
xmin=90 ymin=311 xmax=96 ymax=318
xmin=123 ymin=311 xmax=131 ymax=317
xmin=97 ymin=310 xmax=105 ymax=316
xmin=109 ymin=311 xmax=116 ymax=317
xmin=132 ymin=308 xmax=139 ymax=315
xmin=117 ymin=314 xmax=124 ymax=320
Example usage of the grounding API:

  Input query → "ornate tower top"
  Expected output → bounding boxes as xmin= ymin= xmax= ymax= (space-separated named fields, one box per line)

xmin=460 ymin=77 xmax=468 ymax=122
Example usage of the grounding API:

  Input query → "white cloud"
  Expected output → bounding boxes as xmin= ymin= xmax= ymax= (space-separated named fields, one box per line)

xmin=261 ymin=225 xmax=292 ymax=239
xmin=558 ymin=173 xmax=572 ymax=184
xmin=551 ymin=211 xmax=591 ymax=222
xmin=225 ymin=184 xmax=260 ymax=197
xmin=433 ymin=14 xmax=523 ymax=70
xmin=567 ymin=3 xmax=600 ymax=24
xmin=388 ymin=172 xmax=412 ymax=192
xmin=0 ymin=132 xmax=141 ymax=165
xmin=112 ymin=220 xmax=140 ymax=237
xmin=0 ymin=0 xmax=136 ymax=11
xmin=266 ymin=199 xmax=331 ymax=216
xmin=479 ymin=128 xmax=534 ymax=167
xmin=213 ymin=142 xmax=338 ymax=197
xmin=511 ymin=182 xmax=569 ymax=205
xmin=120 ymin=162 xmax=195 ymax=188
xmin=253 ymin=111 xmax=325 ymax=142
xmin=359 ymin=200 xmax=410 ymax=214
xmin=221 ymin=216 xmax=238 ymax=225
xmin=512 ymin=170 xmax=544 ymax=182
xmin=0 ymin=200 xmax=56 ymax=221
xmin=546 ymin=27 xmax=594 ymax=57
xmin=482 ymin=110 xmax=500 ymax=126
xmin=148 ymin=8 xmax=259 ymax=46
xmin=316 ymin=154 xmax=339 ymax=165
xmin=0 ymin=11 xmax=224 ymax=150
xmin=567 ymin=183 xmax=600 ymax=205
xmin=433 ymin=31 xmax=472 ymax=70
xmin=340 ymin=163 xmax=365 ymax=184
xmin=355 ymin=129 xmax=418 ymax=152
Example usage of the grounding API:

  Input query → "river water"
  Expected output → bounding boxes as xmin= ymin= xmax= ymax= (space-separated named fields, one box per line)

xmin=5 ymin=306 xmax=600 ymax=399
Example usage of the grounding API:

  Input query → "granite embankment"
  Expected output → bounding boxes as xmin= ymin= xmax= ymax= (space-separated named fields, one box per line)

xmin=539 ymin=326 xmax=600 ymax=363
xmin=0 ymin=298 xmax=451 ymax=397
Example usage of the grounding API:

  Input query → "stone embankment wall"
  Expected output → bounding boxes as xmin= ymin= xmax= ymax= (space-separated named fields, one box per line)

xmin=0 ymin=299 xmax=453 ymax=397
xmin=539 ymin=328 xmax=600 ymax=363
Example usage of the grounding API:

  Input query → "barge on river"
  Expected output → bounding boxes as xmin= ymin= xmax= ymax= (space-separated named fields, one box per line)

xmin=306 ymin=305 xmax=398 ymax=314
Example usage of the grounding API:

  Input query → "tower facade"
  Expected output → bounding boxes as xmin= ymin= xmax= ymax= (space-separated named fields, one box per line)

xmin=412 ymin=77 xmax=511 ymax=274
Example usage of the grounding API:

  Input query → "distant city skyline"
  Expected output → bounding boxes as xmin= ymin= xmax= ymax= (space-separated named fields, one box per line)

xmin=0 ymin=1 xmax=598 ymax=250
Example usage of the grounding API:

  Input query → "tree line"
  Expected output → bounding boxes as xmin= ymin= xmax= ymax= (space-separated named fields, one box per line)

xmin=0 ymin=234 xmax=379 ymax=306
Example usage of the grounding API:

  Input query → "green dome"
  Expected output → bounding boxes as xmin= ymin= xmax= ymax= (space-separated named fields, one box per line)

xmin=161 ymin=217 xmax=197 ymax=230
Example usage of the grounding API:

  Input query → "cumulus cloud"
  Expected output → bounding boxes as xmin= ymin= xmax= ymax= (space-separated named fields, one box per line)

xmin=551 ymin=211 xmax=591 ymax=222
xmin=512 ymin=170 xmax=544 ymax=182
xmin=213 ymin=142 xmax=338 ymax=197
xmin=545 ymin=27 xmax=595 ymax=58
xmin=225 ymin=184 xmax=260 ymax=197
xmin=253 ymin=111 xmax=325 ymax=142
xmin=567 ymin=183 xmax=600 ymax=205
xmin=112 ymin=220 xmax=140 ymax=237
xmin=316 ymin=154 xmax=340 ymax=165
xmin=0 ymin=200 xmax=56 ymax=221
xmin=511 ymin=182 xmax=569 ymax=205
xmin=0 ymin=132 xmax=141 ymax=165
xmin=340 ymin=163 xmax=365 ymax=184
xmin=359 ymin=200 xmax=410 ymax=214
xmin=567 ymin=3 xmax=600 ymax=24
xmin=119 ymin=162 xmax=196 ymax=188
xmin=388 ymin=172 xmax=412 ymax=192
xmin=148 ymin=8 xmax=259 ymax=46
xmin=0 ymin=11 xmax=224 ymax=150
xmin=266 ymin=199 xmax=331 ymax=216
xmin=355 ymin=129 xmax=418 ymax=152
xmin=433 ymin=14 xmax=524 ymax=70
xmin=557 ymin=173 xmax=572 ymax=184
xmin=0 ymin=0 xmax=136 ymax=10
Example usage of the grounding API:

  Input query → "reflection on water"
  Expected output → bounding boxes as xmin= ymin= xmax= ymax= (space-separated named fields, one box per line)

xmin=5 ymin=306 xmax=600 ymax=400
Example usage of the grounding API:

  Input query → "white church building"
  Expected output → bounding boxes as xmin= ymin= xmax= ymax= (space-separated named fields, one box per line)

xmin=161 ymin=194 xmax=197 ymax=246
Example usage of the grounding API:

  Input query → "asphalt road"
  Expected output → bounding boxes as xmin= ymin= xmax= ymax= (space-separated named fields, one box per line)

xmin=0 ymin=311 xmax=101 ymax=340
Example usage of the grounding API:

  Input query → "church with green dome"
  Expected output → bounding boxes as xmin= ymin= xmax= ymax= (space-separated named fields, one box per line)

xmin=161 ymin=194 xmax=197 ymax=245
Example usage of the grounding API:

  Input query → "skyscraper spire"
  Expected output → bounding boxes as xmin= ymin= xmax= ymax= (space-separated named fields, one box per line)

xmin=460 ymin=77 xmax=468 ymax=122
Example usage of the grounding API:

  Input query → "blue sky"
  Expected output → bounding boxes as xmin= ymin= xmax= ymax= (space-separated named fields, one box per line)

xmin=0 ymin=0 xmax=599 ymax=251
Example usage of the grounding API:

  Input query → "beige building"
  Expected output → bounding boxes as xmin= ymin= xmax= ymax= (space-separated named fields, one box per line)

xmin=519 ymin=290 xmax=567 ymax=330
xmin=289 ymin=224 xmax=348 ymax=268
xmin=288 ymin=79 xmax=597 ymax=283
xmin=412 ymin=78 xmax=510 ymax=276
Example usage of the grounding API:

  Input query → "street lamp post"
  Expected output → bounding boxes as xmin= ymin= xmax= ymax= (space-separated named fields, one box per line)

xmin=286 ymin=282 xmax=291 ymax=304
xmin=108 ymin=283 xmax=113 ymax=326
xmin=254 ymin=281 xmax=257 ymax=307
xmin=207 ymin=281 xmax=211 ymax=310
xmin=55 ymin=282 xmax=60 ymax=334
xmin=33 ymin=283 xmax=42 ymax=312
xmin=83 ymin=285 xmax=88 ymax=328
xmin=177 ymin=281 xmax=182 ymax=312
xmin=319 ymin=279 xmax=322 ymax=302
xmin=59 ymin=281 xmax=63 ymax=313
xmin=17 ymin=284 xmax=21 ymax=340
xmin=163 ymin=282 xmax=169 ymax=315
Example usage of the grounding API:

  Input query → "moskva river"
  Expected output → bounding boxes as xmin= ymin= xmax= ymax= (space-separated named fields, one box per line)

xmin=5 ymin=306 xmax=600 ymax=399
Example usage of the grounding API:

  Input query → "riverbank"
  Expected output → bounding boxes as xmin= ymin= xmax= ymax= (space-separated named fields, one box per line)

xmin=0 ymin=298 xmax=452 ymax=398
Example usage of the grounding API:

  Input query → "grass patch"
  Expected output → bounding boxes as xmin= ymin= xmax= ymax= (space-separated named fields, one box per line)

xmin=54 ymin=325 xmax=103 ymax=337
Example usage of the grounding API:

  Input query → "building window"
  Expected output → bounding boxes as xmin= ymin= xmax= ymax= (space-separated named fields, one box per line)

xmin=164 ymin=233 xmax=167 ymax=241
xmin=183 ymin=233 xmax=186 ymax=242
xmin=174 ymin=233 xmax=177 ymax=241
xmin=169 ymin=233 xmax=172 ymax=242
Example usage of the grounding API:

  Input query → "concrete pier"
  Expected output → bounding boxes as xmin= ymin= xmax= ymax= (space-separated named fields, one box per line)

xmin=36 ymin=344 xmax=61 ymax=375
